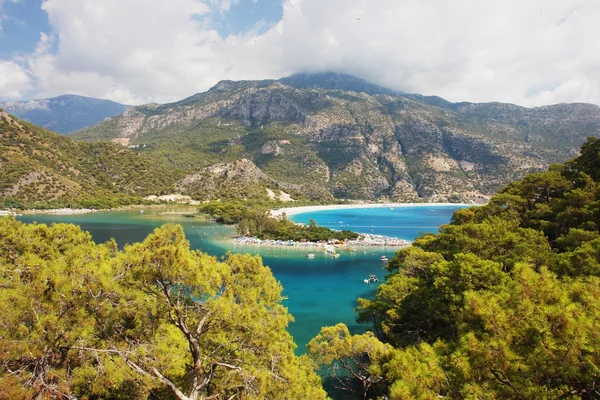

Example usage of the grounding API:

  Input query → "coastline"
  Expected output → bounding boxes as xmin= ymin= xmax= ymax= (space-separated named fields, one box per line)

xmin=271 ymin=202 xmax=473 ymax=218
xmin=2 ymin=204 xmax=201 ymax=216
xmin=1 ymin=208 xmax=99 ymax=216
xmin=231 ymin=234 xmax=411 ymax=249
xmin=19 ymin=208 xmax=99 ymax=215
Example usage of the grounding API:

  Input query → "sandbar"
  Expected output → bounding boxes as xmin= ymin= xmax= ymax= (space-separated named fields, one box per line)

xmin=271 ymin=202 xmax=473 ymax=218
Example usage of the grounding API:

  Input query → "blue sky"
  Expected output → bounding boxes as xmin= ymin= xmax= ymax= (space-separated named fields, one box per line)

xmin=0 ymin=0 xmax=599 ymax=107
xmin=0 ymin=1 xmax=52 ymax=57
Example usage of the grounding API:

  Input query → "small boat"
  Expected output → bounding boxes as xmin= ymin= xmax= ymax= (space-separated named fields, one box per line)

xmin=307 ymin=252 xmax=315 ymax=259
xmin=139 ymin=210 xmax=144 ymax=213
xmin=364 ymin=274 xmax=379 ymax=284
xmin=381 ymin=255 xmax=389 ymax=262
xmin=332 ymin=253 xmax=340 ymax=258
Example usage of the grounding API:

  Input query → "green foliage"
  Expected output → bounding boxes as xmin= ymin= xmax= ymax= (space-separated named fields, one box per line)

xmin=309 ymin=137 xmax=600 ymax=399
xmin=0 ymin=113 xmax=183 ymax=208
xmin=239 ymin=212 xmax=359 ymax=242
xmin=307 ymin=323 xmax=393 ymax=399
xmin=0 ymin=219 xmax=326 ymax=399
xmin=199 ymin=200 xmax=359 ymax=241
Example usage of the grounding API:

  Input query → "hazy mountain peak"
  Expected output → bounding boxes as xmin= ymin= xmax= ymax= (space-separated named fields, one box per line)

xmin=0 ymin=94 xmax=129 ymax=134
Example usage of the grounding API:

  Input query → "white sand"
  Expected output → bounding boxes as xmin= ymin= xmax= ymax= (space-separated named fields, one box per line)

xmin=271 ymin=202 xmax=473 ymax=217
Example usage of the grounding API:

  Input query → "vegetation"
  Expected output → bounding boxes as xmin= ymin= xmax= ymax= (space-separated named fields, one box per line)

xmin=0 ymin=111 xmax=183 ymax=209
xmin=199 ymin=200 xmax=359 ymax=241
xmin=238 ymin=215 xmax=359 ymax=242
xmin=0 ymin=219 xmax=326 ymax=399
xmin=308 ymin=137 xmax=600 ymax=399
xmin=72 ymin=74 xmax=600 ymax=202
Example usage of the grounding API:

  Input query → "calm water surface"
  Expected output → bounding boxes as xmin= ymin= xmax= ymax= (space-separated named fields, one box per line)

xmin=16 ymin=204 xmax=468 ymax=353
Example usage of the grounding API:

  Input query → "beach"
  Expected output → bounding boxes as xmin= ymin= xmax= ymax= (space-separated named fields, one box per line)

xmin=271 ymin=202 xmax=473 ymax=217
xmin=232 ymin=234 xmax=411 ymax=249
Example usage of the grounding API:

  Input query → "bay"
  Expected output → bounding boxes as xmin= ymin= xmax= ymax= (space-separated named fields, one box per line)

xmin=16 ymin=204 xmax=468 ymax=353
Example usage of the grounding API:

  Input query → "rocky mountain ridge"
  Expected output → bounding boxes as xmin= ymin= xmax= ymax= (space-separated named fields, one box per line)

xmin=72 ymin=73 xmax=600 ymax=202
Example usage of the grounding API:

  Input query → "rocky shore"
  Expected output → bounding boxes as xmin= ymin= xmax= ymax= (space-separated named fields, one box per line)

xmin=233 ymin=233 xmax=410 ymax=248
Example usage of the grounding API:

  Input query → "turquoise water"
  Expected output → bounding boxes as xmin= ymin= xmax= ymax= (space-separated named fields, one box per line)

xmin=291 ymin=205 xmax=466 ymax=240
xmin=15 ymin=204 xmax=468 ymax=354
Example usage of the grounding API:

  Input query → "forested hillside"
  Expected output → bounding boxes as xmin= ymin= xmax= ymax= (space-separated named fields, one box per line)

xmin=0 ymin=110 xmax=182 ymax=209
xmin=308 ymin=137 xmax=600 ymax=399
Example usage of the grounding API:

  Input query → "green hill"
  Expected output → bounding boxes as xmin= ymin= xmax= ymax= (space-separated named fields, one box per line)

xmin=0 ymin=109 xmax=182 ymax=209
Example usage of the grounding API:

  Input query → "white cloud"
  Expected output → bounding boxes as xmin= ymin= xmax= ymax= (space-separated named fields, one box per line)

xmin=0 ymin=60 xmax=30 ymax=98
xmin=6 ymin=0 xmax=600 ymax=106
xmin=210 ymin=0 xmax=239 ymax=13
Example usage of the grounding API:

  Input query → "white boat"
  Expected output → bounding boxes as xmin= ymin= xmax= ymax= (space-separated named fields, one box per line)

xmin=364 ymin=274 xmax=379 ymax=283
xmin=324 ymin=245 xmax=336 ymax=253
xmin=381 ymin=255 xmax=389 ymax=262
xmin=307 ymin=252 xmax=315 ymax=259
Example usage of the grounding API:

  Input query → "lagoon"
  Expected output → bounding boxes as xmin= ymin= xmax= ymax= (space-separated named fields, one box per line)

xmin=16 ymin=204 xmax=468 ymax=353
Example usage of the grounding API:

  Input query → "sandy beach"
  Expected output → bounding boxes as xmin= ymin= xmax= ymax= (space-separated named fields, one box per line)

xmin=271 ymin=202 xmax=473 ymax=217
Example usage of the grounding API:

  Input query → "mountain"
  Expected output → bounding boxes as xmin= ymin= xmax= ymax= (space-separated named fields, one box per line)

xmin=0 ymin=109 xmax=181 ymax=208
xmin=0 ymin=94 xmax=129 ymax=134
xmin=72 ymin=73 xmax=600 ymax=202
xmin=279 ymin=72 xmax=399 ymax=96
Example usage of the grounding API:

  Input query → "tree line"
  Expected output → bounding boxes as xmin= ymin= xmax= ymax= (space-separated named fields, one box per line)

xmin=199 ymin=200 xmax=358 ymax=242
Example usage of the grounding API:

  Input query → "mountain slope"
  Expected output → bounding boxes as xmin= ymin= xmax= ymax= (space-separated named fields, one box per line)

xmin=0 ymin=110 xmax=181 ymax=208
xmin=73 ymin=73 xmax=600 ymax=202
xmin=0 ymin=94 xmax=129 ymax=134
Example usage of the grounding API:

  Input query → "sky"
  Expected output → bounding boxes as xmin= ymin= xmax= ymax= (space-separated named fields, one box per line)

xmin=0 ymin=0 xmax=599 ymax=107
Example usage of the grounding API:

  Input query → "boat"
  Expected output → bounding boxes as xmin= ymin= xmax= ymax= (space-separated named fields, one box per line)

xmin=381 ymin=255 xmax=389 ymax=262
xmin=307 ymin=252 xmax=315 ymax=259
xmin=324 ymin=245 xmax=336 ymax=254
xmin=363 ymin=274 xmax=379 ymax=284
xmin=332 ymin=253 xmax=340 ymax=258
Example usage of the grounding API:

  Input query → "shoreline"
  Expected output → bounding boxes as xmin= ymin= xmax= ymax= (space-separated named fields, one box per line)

xmin=271 ymin=202 xmax=473 ymax=218
xmin=231 ymin=234 xmax=411 ymax=249
xmin=2 ymin=204 xmax=201 ymax=216
xmin=2 ymin=208 xmax=99 ymax=216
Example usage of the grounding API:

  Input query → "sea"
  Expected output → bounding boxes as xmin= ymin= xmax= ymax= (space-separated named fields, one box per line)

xmin=16 ymin=204 xmax=469 ymax=353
